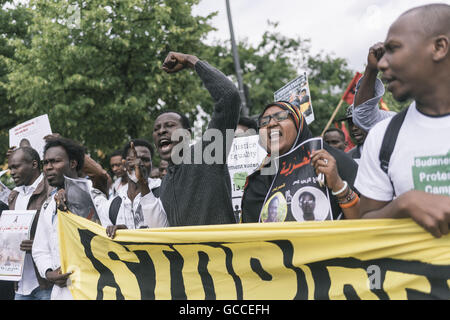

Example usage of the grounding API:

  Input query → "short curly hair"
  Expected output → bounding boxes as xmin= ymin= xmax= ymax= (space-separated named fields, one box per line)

xmin=43 ymin=137 xmax=86 ymax=171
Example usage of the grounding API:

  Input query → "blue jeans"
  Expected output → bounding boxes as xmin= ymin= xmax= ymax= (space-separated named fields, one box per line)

xmin=14 ymin=287 xmax=52 ymax=300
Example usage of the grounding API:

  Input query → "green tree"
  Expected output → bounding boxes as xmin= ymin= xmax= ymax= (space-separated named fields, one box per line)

xmin=0 ymin=0 xmax=33 ymax=165
xmin=202 ymin=21 xmax=355 ymax=137
xmin=3 ymin=0 xmax=216 ymax=166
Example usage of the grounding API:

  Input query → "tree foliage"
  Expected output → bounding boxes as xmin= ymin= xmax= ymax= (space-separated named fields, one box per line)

xmin=0 ymin=1 xmax=408 ymax=170
xmin=2 ymin=0 xmax=215 ymax=166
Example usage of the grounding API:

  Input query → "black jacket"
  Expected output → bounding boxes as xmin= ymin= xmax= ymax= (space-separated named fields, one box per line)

xmin=159 ymin=61 xmax=241 ymax=227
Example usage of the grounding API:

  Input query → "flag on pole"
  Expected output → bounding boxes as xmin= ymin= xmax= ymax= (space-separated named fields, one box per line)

xmin=342 ymin=72 xmax=363 ymax=105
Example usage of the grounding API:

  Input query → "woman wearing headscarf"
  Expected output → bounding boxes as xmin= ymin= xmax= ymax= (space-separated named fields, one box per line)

xmin=241 ymin=101 xmax=360 ymax=223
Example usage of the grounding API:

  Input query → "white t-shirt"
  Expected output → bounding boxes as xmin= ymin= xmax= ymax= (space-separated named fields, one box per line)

xmin=99 ymin=178 xmax=168 ymax=229
xmin=355 ymin=102 xmax=450 ymax=201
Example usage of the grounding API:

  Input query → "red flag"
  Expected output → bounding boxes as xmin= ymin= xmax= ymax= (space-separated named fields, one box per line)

xmin=338 ymin=121 xmax=355 ymax=152
xmin=342 ymin=72 xmax=363 ymax=105
xmin=380 ymin=97 xmax=390 ymax=111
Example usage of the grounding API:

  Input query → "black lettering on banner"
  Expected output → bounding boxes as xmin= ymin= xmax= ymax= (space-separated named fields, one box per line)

xmin=198 ymin=251 xmax=216 ymax=300
xmin=108 ymin=249 xmax=157 ymax=300
xmin=163 ymin=246 xmax=187 ymax=300
xmin=250 ymin=258 xmax=272 ymax=281
xmin=307 ymin=257 xmax=450 ymax=300
xmin=77 ymin=228 xmax=450 ymax=300
xmin=270 ymin=240 xmax=308 ymax=300
xmin=202 ymin=243 xmax=244 ymax=300
xmin=78 ymin=229 xmax=125 ymax=300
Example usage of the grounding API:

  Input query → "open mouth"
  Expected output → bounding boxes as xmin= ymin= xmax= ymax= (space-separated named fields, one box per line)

xmin=269 ymin=130 xmax=282 ymax=141
xmin=158 ymin=138 xmax=173 ymax=153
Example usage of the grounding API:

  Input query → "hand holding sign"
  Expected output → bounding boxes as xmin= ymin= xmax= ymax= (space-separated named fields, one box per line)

xmin=55 ymin=189 xmax=68 ymax=211
xmin=311 ymin=149 xmax=345 ymax=193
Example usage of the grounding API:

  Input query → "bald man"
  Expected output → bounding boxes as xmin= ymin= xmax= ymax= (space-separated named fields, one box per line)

xmin=355 ymin=4 xmax=450 ymax=238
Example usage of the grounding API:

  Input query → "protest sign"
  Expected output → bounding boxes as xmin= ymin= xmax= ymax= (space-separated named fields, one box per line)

xmin=0 ymin=210 xmax=36 ymax=281
xmin=9 ymin=114 xmax=52 ymax=160
xmin=274 ymin=72 xmax=314 ymax=125
xmin=227 ymin=135 xmax=267 ymax=222
xmin=64 ymin=176 xmax=101 ymax=224
xmin=260 ymin=137 xmax=331 ymax=223
xmin=0 ymin=170 xmax=11 ymax=205
xmin=58 ymin=210 xmax=450 ymax=300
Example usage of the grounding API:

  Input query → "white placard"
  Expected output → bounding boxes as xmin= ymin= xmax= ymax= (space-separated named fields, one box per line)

xmin=0 ymin=210 xmax=36 ymax=281
xmin=9 ymin=114 xmax=52 ymax=160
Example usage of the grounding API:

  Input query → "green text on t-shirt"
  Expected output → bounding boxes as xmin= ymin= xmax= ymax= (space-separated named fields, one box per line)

xmin=412 ymin=151 xmax=450 ymax=196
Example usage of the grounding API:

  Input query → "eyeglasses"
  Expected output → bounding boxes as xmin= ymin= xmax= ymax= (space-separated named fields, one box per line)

xmin=258 ymin=110 xmax=291 ymax=128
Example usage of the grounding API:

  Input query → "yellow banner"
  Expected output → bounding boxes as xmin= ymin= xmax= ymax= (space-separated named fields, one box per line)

xmin=58 ymin=210 xmax=450 ymax=300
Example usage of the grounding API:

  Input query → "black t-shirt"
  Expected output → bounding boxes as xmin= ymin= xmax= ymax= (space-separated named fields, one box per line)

xmin=242 ymin=143 xmax=359 ymax=223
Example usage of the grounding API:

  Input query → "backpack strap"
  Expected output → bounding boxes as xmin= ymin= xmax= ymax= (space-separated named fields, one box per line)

xmin=379 ymin=107 xmax=409 ymax=175
xmin=151 ymin=186 xmax=160 ymax=198
xmin=109 ymin=196 xmax=122 ymax=225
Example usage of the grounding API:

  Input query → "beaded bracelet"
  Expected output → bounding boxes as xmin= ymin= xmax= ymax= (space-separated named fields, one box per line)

xmin=339 ymin=193 xmax=360 ymax=209
xmin=338 ymin=188 xmax=357 ymax=204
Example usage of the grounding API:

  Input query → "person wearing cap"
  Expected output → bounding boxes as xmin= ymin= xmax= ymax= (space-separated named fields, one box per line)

xmin=337 ymin=105 xmax=368 ymax=164
xmin=241 ymin=101 xmax=360 ymax=223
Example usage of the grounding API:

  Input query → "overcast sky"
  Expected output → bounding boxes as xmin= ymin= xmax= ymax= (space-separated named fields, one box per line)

xmin=192 ymin=0 xmax=450 ymax=72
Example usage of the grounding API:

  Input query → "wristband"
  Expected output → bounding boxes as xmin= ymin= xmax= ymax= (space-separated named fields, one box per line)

xmin=339 ymin=194 xmax=360 ymax=209
xmin=332 ymin=181 xmax=348 ymax=196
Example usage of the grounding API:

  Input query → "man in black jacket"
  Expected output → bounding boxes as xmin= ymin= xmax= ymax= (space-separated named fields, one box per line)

xmin=152 ymin=52 xmax=241 ymax=227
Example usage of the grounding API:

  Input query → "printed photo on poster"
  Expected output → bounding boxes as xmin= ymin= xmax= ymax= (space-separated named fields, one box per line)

xmin=0 ymin=170 xmax=11 ymax=205
xmin=0 ymin=210 xmax=36 ymax=281
xmin=259 ymin=192 xmax=288 ymax=223
xmin=64 ymin=176 xmax=100 ymax=223
xmin=9 ymin=114 xmax=52 ymax=160
xmin=274 ymin=73 xmax=315 ymax=125
xmin=259 ymin=137 xmax=332 ymax=223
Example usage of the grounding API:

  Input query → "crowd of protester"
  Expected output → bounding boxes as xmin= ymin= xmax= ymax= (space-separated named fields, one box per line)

xmin=0 ymin=3 xmax=449 ymax=300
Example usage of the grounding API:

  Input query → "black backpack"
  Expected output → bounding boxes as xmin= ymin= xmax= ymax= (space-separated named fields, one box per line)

xmin=378 ymin=107 xmax=408 ymax=195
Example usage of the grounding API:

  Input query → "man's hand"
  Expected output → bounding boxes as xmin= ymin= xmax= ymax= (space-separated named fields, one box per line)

xmin=20 ymin=240 xmax=33 ymax=253
xmin=82 ymin=154 xmax=111 ymax=194
xmin=396 ymin=191 xmax=450 ymax=238
xmin=367 ymin=42 xmax=385 ymax=72
xmin=46 ymin=267 xmax=72 ymax=288
xmin=106 ymin=224 xmax=127 ymax=239
xmin=162 ymin=52 xmax=199 ymax=73
xmin=55 ymin=189 xmax=68 ymax=211
xmin=354 ymin=42 xmax=385 ymax=107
